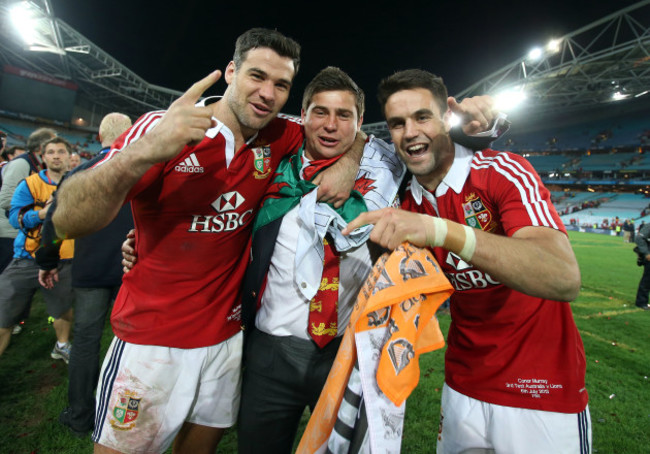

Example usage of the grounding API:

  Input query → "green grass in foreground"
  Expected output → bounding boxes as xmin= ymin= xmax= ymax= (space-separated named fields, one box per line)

xmin=1 ymin=230 xmax=649 ymax=453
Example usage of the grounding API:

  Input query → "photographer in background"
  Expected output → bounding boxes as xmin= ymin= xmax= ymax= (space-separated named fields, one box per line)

xmin=634 ymin=221 xmax=650 ymax=310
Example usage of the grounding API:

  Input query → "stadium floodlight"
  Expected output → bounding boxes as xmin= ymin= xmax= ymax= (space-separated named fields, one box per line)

xmin=494 ymin=87 xmax=526 ymax=112
xmin=10 ymin=1 xmax=38 ymax=45
xmin=612 ymin=91 xmax=630 ymax=101
xmin=546 ymin=39 xmax=561 ymax=53
xmin=9 ymin=0 xmax=65 ymax=55
xmin=527 ymin=47 xmax=543 ymax=61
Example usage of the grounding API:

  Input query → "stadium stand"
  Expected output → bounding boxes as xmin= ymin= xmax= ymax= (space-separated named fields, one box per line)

xmin=0 ymin=0 xmax=648 ymax=237
xmin=557 ymin=191 xmax=650 ymax=227
xmin=1 ymin=117 xmax=103 ymax=157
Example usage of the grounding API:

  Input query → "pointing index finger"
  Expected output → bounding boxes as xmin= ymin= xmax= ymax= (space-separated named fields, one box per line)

xmin=342 ymin=210 xmax=381 ymax=235
xmin=181 ymin=70 xmax=222 ymax=104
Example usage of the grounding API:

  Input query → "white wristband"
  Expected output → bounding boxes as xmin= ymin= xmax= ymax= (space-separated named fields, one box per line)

xmin=459 ymin=225 xmax=477 ymax=261
xmin=430 ymin=217 xmax=448 ymax=247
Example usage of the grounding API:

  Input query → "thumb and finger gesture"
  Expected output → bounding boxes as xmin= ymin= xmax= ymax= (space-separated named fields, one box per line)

xmin=447 ymin=95 xmax=497 ymax=136
xmin=149 ymin=70 xmax=222 ymax=162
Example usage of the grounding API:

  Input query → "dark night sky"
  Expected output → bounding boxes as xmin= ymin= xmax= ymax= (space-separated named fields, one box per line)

xmin=51 ymin=0 xmax=642 ymax=123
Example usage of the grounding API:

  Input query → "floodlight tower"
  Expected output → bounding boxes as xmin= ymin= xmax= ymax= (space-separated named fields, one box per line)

xmin=0 ymin=0 xmax=184 ymax=122
xmin=361 ymin=0 xmax=650 ymax=140
xmin=9 ymin=0 xmax=88 ymax=78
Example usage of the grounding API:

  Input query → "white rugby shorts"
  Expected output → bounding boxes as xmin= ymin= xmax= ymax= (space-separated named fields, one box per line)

xmin=92 ymin=332 xmax=243 ymax=453
xmin=437 ymin=383 xmax=592 ymax=454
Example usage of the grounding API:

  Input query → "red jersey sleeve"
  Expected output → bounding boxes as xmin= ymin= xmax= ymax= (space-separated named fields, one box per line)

xmin=92 ymin=110 xmax=167 ymax=201
xmin=474 ymin=150 xmax=565 ymax=236
xmin=274 ymin=114 xmax=304 ymax=157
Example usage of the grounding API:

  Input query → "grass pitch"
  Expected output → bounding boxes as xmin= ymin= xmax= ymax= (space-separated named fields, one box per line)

xmin=1 ymin=230 xmax=649 ymax=453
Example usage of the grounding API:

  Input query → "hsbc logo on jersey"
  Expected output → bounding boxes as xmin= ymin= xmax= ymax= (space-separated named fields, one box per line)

xmin=188 ymin=191 xmax=254 ymax=233
xmin=212 ymin=191 xmax=244 ymax=212
xmin=444 ymin=252 xmax=500 ymax=291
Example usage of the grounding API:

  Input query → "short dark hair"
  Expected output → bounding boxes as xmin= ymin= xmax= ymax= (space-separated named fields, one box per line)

xmin=301 ymin=66 xmax=365 ymax=119
xmin=42 ymin=136 xmax=72 ymax=154
xmin=233 ymin=28 xmax=301 ymax=76
xmin=2 ymin=145 xmax=25 ymax=160
xmin=377 ymin=69 xmax=448 ymax=118
xmin=26 ymin=127 xmax=57 ymax=153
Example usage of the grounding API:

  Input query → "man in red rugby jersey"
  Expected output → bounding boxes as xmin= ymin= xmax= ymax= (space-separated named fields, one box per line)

xmin=53 ymin=28 xmax=364 ymax=454
xmin=345 ymin=69 xmax=590 ymax=454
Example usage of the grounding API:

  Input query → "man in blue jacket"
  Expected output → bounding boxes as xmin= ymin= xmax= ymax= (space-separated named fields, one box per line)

xmin=0 ymin=137 xmax=74 ymax=359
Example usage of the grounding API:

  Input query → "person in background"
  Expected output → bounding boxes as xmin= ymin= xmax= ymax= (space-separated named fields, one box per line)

xmin=37 ymin=112 xmax=134 ymax=438
xmin=69 ymin=152 xmax=82 ymax=170
xmin=634 ymin=220 xmax=650 ymax=311
xmin=0 ymin=129 xmax=56 ymax=274
xmin=0 ymin=137 xmax=75 ymax=361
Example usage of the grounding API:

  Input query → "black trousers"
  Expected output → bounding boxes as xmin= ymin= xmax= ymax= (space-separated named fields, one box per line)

xmin=66 ymin=286 xmax=118 ymax=430
xmin=0 ymin=237 xmax=14 ymax=274
xmin=635 ymin=261 xmax=650 ymax=307
xmin=237 ymin=328 xmax=342 ymax=454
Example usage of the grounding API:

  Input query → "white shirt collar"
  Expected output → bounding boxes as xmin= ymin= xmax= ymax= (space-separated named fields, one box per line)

xmin=409 ymin=143 xmax=474 ymax=206
xmin=196 ymin=96 xmax=224 ymax=139
xmin=195 ymin=96 xmax=259 ymax=168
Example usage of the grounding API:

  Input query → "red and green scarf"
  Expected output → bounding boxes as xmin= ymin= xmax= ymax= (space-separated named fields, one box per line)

xmin=253 ymin=144 xmax=367 ymax=234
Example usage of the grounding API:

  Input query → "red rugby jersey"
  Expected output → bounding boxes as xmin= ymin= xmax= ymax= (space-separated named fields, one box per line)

xmin=99 ymin=110 xmax=303 ymax=348
xmin=401 ymin=147 xmax=588 ymax=413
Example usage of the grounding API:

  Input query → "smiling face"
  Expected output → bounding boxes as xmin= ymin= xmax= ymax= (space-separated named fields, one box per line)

xmin=301 ymin=90 xmax=361 ymax=161
xmin=384 ymin=87 xmax=454 ymax=190
xmin=224 ymin=47 xmax=296 ymax=137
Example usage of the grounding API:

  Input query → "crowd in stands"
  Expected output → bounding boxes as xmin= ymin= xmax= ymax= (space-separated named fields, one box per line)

xmin=1 ymin=118 xmax=101 ymax=164
xmin=557 ymin=198 xmax=603 ymax=216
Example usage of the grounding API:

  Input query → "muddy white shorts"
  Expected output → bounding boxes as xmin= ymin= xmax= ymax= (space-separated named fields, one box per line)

xmin=437 ymin=383 xmax=591 ymax=454
xmin=92 ymin=332 xmax=243 ymax=453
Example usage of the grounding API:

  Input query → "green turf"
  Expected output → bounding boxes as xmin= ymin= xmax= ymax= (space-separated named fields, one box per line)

xmin=1 ymin=230 xmax=649 ymax=452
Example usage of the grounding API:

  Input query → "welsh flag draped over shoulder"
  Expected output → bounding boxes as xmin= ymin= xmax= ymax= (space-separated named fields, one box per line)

xmin=253 ymin=144 xmax=368 ymax=234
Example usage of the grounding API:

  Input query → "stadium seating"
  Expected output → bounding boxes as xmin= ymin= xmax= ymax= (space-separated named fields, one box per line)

xmin=557 ymin=192 xmax=650 ymax=226
xmin=1 ymin=117 xmax=102 ymax=155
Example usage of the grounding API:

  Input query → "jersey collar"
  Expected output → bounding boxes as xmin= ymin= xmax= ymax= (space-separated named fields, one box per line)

xmin=409 ymin=143 xmax=474 ymax=206
xmin=196 ymin=96 xmax=261 ymax=169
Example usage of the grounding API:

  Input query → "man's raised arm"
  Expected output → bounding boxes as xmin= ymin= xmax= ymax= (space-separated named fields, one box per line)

xmin=53 ymin=71 xmax=221 ymax=239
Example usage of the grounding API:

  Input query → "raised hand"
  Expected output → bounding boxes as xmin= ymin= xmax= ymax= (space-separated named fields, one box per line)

xmin=447 ymin=95 xmax=496 ymax=135
xmin=144 ymin=70 xmax=222 ymax=164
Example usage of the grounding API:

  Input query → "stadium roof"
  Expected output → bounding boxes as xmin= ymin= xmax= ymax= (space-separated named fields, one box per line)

xmin=1 ymin=1 xmax=649 ymax=136
xmin=0 ymin=0 xmax=183 ymax=123
xmin=363 ymin=0 xmax=650 ymax=140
